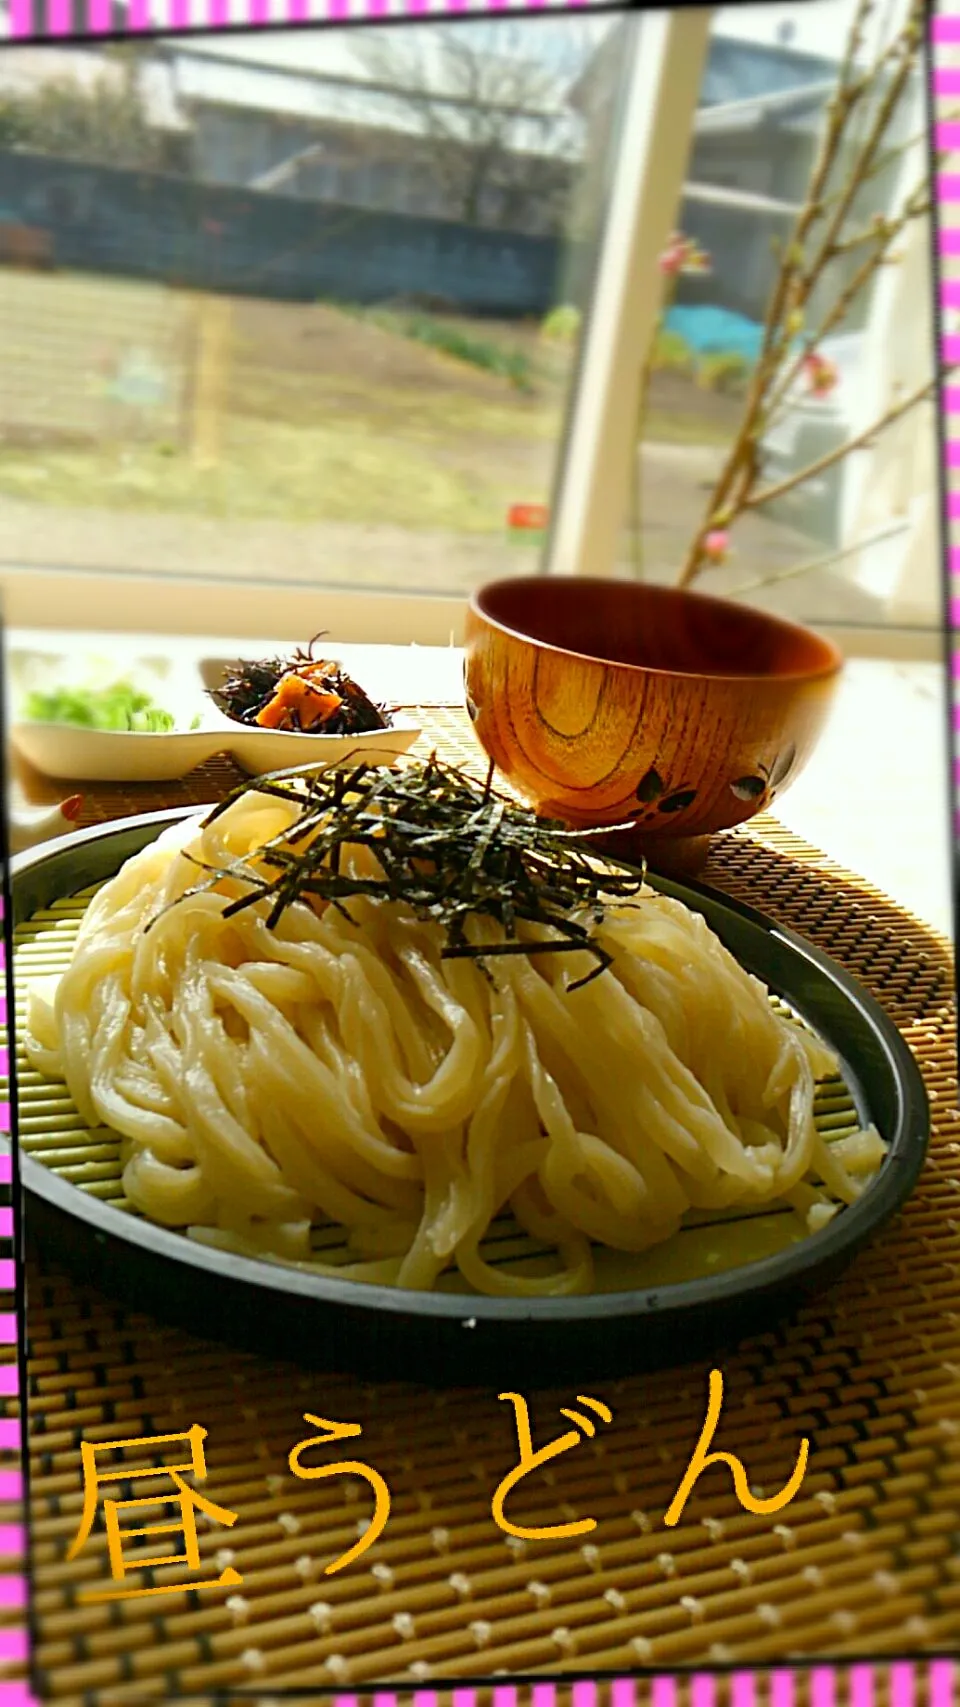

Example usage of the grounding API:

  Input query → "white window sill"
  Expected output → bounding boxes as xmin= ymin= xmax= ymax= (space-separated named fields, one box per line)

xmin=772 ymin=659 xmax=953 ymax=941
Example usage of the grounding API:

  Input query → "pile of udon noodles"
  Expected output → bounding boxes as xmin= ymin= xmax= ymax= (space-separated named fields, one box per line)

xmin=24 ymin=786 xmax=886 ymax=1296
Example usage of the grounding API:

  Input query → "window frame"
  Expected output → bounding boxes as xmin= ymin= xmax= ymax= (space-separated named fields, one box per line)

xmin=543 ymin=7 xmax=712 ymax=581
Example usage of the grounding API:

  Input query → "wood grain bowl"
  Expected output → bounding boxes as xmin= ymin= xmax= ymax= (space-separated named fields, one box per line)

xmin=463 ymin=577 xmax=842 ymax=870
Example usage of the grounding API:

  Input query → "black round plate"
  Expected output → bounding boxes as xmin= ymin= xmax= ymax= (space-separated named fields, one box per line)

xmin=9 ymin=810 xmax=930 ymax=1386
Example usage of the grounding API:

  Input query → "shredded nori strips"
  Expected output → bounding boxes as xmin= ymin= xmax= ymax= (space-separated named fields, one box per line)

xmin=151 ymin=753 xmax=645 ymax=990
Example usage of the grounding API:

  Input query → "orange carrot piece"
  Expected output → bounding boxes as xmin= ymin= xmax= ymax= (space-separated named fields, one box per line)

xmin=255 ymin=673 xmax=343 ymax=731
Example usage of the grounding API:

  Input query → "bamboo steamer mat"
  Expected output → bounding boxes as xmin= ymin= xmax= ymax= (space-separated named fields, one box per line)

xmin=5 ymin=708 xmax=960 ymax=1703
xmin=11 ymin=903 xmax=864 ymax=1292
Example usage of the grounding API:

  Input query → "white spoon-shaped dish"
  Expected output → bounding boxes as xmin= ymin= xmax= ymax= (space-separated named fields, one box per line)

xmin=8 ymin=649 xmax=422 ymax=783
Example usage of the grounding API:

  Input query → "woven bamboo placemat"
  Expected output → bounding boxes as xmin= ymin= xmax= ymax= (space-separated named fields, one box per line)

xmin=7 ymin=709 xmax=960 ymax=1703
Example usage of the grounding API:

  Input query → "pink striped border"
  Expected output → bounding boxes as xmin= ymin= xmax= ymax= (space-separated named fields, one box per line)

xmin=311 ymin=1685 xmax=952 ymax=1705
xmin=0 ymin=0 xmax=608 ymax=31
xmin=0 ymin=861 xmax=24 ymax=1698
xmin=940 ymin=0 xmax=960 ymax=851
xmin=0 ymin=0 xmax=956 ymax=1702
xmin=312 ymin=1678 xmax=956 ymax=1707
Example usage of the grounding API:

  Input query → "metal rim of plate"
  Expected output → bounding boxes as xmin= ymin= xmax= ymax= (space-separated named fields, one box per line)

xmin=7 ymin=809 xmax=931 ymax=1383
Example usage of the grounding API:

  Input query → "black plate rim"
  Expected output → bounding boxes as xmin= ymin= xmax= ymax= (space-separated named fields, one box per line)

xmin=8 ymin=807 xmax=931 ymax=1330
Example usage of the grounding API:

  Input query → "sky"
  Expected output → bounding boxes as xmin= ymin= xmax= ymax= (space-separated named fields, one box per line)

xmin=146 ymin=0 xmax=845 ymax=117
xmin=715 ymin=0 xmax=908 ymax=59
xmin=156 ymin=0 xmax=907 ymax=84
xmin=162 ymin=11 xmax=613 ymax=74
xmin=0 ymin=0 xmax=918 ymax=99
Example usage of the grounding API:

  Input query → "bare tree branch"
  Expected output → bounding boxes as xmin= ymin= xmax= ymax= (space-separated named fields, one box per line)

xmin=742 ymin=375 xmax=937 ymax=515
xmin=349 ymin=23 xmax=576 ymax=233
xmin=676 ymin=0 xmax=929 ymax=591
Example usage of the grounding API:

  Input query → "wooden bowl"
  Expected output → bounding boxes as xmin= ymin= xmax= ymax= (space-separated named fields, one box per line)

xmin=463 ymin=577 xmax=843 ymax=873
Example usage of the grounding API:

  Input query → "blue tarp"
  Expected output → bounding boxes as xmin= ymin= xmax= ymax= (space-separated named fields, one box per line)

xmin=664 ymin=305 xmax=765 ymax=365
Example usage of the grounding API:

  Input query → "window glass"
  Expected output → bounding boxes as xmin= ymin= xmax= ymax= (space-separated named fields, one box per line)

xmin=0 ymin=18 xmax=621 ymax=600
xmin=628 ymin=0 xmax=937 ymax=635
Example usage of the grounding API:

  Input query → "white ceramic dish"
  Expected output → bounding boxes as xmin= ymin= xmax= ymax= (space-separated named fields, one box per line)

xmin=8 ymin=649 xmax=421 ymax=784
xmin=196 ymin=654 xmax=418 ymax=778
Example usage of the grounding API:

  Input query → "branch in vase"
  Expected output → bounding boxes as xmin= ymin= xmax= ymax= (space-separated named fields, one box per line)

xmin=834 ymin=0 xmax=876 ymax=93
xmin=768 ymin=0 xmax=919 ymax=342
xmin=822 ymin=203 xmax=928 ymax=261
xmin=768 ymin=22 xmax=927 ymax=415
xmin=814 ymin=119 xmax=940 ymax=219
xmin=803 ymin=0 xmax=924 ymax=280
xmin=761 ymin=176 xmax=929 ymax=431
xmin=728 ymin=32 xmax=867 ymax=408
xmin=676 ymin=0 xmax=925 ymax=591
xmin=740 ymin=376 xmax=937 ymax=515
xmin=724 ymin=516 xmax=911 ymax=600
xmin=675 ymin=0 xmax=901 ymax=589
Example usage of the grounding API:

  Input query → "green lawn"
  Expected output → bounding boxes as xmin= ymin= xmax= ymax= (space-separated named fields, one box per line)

xmin=0 ymin=282 xmax=738 ymax=532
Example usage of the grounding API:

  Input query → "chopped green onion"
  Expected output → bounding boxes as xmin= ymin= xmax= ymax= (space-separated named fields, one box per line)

xmin=23 ymin=682 xmax=177 ymax=733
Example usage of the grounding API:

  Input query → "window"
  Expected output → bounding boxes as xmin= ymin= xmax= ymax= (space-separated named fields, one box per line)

xmin=0 ymin=0 xmax=940 ymax=652
xmin=619 ymin=0 xmax=938 ymax=645
xmin=0 ymin=14 xmax=629 ymax=638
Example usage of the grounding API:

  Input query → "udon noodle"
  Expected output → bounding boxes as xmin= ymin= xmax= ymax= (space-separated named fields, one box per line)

xmin=23 ymin=788 xmax=886 ymax=1295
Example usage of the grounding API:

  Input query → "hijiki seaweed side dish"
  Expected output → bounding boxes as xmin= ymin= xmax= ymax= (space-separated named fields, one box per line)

xmin=156 ymin=754 xmax=645 ymax=988
xmin=211 ymin=635 xmax=393 ymax=736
